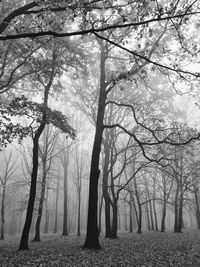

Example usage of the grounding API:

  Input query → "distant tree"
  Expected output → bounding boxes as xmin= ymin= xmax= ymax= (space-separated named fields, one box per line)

xmin=72 ymin=143 xmax=84 ymax=236
xmin=0 ymin=150 xmax=18 ymax=240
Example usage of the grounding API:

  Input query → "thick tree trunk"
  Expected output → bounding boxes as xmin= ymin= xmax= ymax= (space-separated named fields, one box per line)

xmin=83 ymin=47 xmax=106 ymax=249
xmin=0 ymin=185 xmax=5 ymax=240
xmin=32 ymin=168 xmax=47 ymax=242
xmin=19 ymin=126 xmax=45 ymax=250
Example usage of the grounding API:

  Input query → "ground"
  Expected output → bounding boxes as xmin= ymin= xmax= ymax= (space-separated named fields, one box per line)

xmin=1 ymin=231 xmax=200 ymax=266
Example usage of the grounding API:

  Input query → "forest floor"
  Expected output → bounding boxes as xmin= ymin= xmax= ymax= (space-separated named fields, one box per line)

xmin=0 ymin=230 xmax=200 ymax=266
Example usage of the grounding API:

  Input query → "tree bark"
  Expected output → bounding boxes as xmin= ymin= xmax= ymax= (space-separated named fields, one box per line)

xmin=174 ymin=180 xmax=179 ymax=233
xmin=111 ymin=199 xmax=118 ymax=239
xmin=98 ymin=194 xmax=103 ymax=236
xmin=102 ymin=142 xmax=111 ymax=238
xmin=129 ymin=200 xmax=133 ymax=233
xmin=194 ymin=187 xmax=200 ymax=229
xmin=62 ymin=153 xmax=69 ymax=236
xmin=77 ymin=187 xmax=81 ymax=236
xmin=54 ymin=176 xmax=59 ymax=234
xmin=137 ymin=203 xmax=142 ymax=234
xmin=32 ymin=161 xmax=47 ymax=242
xmin=161 ymin=200 xmax=166 ymax=232
xmin=0 ymin=184 xmax=6 ymax=240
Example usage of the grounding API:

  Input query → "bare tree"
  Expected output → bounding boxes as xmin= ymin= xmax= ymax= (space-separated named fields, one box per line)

xmin=0 ymin=150 xmax=18 ymax=240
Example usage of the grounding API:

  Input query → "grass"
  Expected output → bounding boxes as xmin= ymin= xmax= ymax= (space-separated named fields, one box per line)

xmin=1 ymin=230 xmax=200 ymax=266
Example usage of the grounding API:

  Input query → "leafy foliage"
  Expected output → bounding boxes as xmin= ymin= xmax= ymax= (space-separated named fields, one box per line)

xmin=0 ymin=95 xmax=75 ymax=149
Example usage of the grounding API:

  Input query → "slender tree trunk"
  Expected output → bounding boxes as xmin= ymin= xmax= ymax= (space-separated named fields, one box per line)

xmin=153 ymin=199 xmax=158 ymax=231
xmin=43 ymin=187 xmax=49 ymax=234
xmin=194 ymin=187 xmax=200 ymax=229
xmin=102 ymin=140 xmax=112 ymax=238
xmin=32 ymin=169 xmax=47 ymax=242
xmin=174 ymin=181 xmax=179 ymax=233
xmin=44 ymin=207 xmax=49 ymax=234
xmin=152 ymin=177 xmax=158 ymax=231
xmin=137 ymin=203 xmax=142 ymax=234
xmin=124 ymin=202 xmax=128 ymax=231
xmin=149 ymin=200 xmax=154 ymax=230
xmin=54 ymin=176 xmax=59 ymax=234
xmin=98 ymin=194 xmax=103 ymax=236
xmin=129 ymin=200 xmax=133 ymax=233
xmin=77 ymin=189 xmax=81 ymax=236
xmin=177 ymin=190 xmax=183 ymax=233
xmin=62 ymin=157 xmax=68 ymax=236
xmin=161 ymin=200 xmax=166 ymax=232
xmin=134 ymin=177 xmax=142 ymax=234
xmin=0 ymin=185 xmax=6 ymax=240
xmin=19 ymin=126 xmax=45 ymax=250
xmin=83 ymin=45 xmax=107 ymax=249
xmin=146 ymin=198 xmax=150 ymax=231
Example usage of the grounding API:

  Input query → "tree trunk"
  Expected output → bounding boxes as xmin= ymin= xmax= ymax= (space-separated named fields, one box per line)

xmin=62 ymin=152 xmax=69 ymax=236
xmin=44 ymin=207 xmax=49 ymax=234
xmin=137 ymin=203 xmax=142 ymax=234
xmin=111 ymin=199 xmax=118 ymax=239
xmin=0 ymin=184 xmax=6 ymax=240
xmin=77 ymin=189 xmax=81 ymax=236
xmin=102 ymin=137 xmax=112 ymax=238
xmin=152 ymin=177 xmax=158 ymax=231
xmin=194 ymin=187 xmax=200 ymax=229
xmin=98 ymin=194 xmax=103 ymax=236
xmin=134 ymin=177 xmax=142 ymax=234
xmin=83 ymin=45 xmax=107 ymax=249
xmin=177 ymin=191 xmax=183 ymax=233
xmin=153 ymin=199 xmax=158 ymax=231
xmin=32 ymin=167 xmax=47 ymax=242
xmin=124 ymin=202 xmax=128 ymax=231
xmin=149 ymin=200 xmax=154 ymax=230
xmin=146 ymin=198 xmax=150 ymax=231
xmin=174 ymin=181 xmax=179 ymax=233
xmin=129 ymin=199 xmax=133 ymax=233
xmin=54 ymin=176 xmax=59 ymax=234
xmin=161 ymin=201 xmax=166 ymax=232
xmin=19 ymin=126 xmax=45 ymax=250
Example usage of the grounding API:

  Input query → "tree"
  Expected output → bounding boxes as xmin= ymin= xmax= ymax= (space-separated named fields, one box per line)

xmin=0 ymin=150 xmax=18 ymax=239
xmin=72 ymin=142 xmax=84 ymax=236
